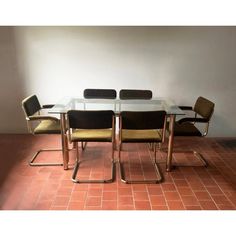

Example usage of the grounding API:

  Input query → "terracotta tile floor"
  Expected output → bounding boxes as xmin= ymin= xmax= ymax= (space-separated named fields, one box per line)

xmin=0 ymin=134 xmax=236 ymax=210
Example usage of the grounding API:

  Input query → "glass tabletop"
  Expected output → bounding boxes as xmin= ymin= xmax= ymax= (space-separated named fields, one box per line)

xmin=48 ymin=97 xmax=185 ymax=115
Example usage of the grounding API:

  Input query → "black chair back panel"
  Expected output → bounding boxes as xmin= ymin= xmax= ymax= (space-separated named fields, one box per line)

xmin=22 ymin=95 xmax=41 ymax=116
xmin=84 ymin=89 xmax=117 ymax=99
xmin=68 ymin=110 xmax=114 ymax=129
xmin=194 ymin=96 xmax=215 ymax=120
xmin=119 ymin=89 xmax=152 ymax=100
xmin=121 ymin=111 xmax=166 ymax=130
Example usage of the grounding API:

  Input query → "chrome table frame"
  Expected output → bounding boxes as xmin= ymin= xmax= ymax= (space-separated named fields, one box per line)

xmin=49 ymin=98 xmax=184 ymax=171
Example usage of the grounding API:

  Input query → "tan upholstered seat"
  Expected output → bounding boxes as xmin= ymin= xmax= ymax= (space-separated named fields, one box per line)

xmin=22 ymin=95 xmax=63 ymax=167
xmin=118 ymin=110 xmax=166 ymax=184
xmin=67 ymin=110 xmax=116 ymax=183
xmin=34 ymin=120 xmax=61 ymax=134
xmin=71 ymin=129 xmax=112 ymax=142
xmin=121 ymin=129 xmax=162 ymax=142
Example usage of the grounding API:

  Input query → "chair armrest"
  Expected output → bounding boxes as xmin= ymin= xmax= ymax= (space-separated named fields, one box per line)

xmin=42 ymin=104 xmax=55 ymax=109
xmin=28 ymin=115 xmax=59 ymax=122
xmin=178 ymin=106 xmax=193 ymax=110
xmin=178 ymin=117 xmax=208 ymax=124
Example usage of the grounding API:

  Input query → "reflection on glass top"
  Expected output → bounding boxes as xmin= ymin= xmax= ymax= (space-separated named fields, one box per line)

xmin=48 ymin=97 xmax=185 ymax=115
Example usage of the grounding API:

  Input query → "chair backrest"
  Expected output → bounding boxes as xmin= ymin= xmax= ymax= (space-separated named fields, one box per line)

xmin=83 ymin=89 xmax=117 ymax=99
xmin=68 ymin=110 xmax=115 ymax=129
xmin=193 ymin=96 xmax=215 ymax=121
xmin=120 ymin=111 xmax=166 ymax=130
xmin=22 ymin=95 xmax=41 ymax=117
xmin=119 ymin=89 xmax=152 ymax=100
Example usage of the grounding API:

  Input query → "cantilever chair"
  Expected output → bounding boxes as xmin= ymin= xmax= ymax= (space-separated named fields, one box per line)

xmin=22 ymin=95 xmax=63 ymax=166
xmin=118 ymin=110 xmax=167 ymax=184
xmin=68 ymin=110 xmax=116 ymax=183
xmin=172 ymin=96 xmax=215 ymax=167
xmin=82 ymin=88 xmax=117 ymax=150
xmin=119 ymin=89 xmax=152 ymax=100
xmin=119 ymin=89 xmax=154 ymax=147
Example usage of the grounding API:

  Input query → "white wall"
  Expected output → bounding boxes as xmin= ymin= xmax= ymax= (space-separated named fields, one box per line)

xmin=0 ymin=26 xmax=236 ymax=136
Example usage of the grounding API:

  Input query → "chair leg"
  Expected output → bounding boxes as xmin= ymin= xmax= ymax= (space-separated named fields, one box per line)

xmin=118 ymin=142 xmax=163 ymax=184
xmin=161 ymin=146 xmax=208 ymax=167
xmin=173 ymin=150 xmax=208 ymax=167
xmin=193 ymin=151 xmax=208 ymax=166
xmin=148 ymin=143 xmax=154 ymax=150
xmin=171 ymin=150 xmax=208 ymax=167
xmin=81 ymin=142 xmax=87 ymax=150
xmin=72 ymin=142 xmax=115 ymax=183
xmin=29 ymin=148 xmax=63 ymax=166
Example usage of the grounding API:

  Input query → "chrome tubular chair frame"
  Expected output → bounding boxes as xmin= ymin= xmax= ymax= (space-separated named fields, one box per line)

xmin=118 ymin=143 xmax=163 ymax=184
xmin=118 ymin=111 xmax=166 ymax=184
xmin=29 ymin=148 xmax=63 ymax=166
xmin=22 ymin=95 xmax=63 ymax=167
xmin=71 ymin=139 xmax=116 ymax=184
xmin=68 ymin=110 xmax=116 ymax=183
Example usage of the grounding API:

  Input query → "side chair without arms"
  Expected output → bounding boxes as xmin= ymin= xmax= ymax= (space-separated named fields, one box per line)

xmin=82 ymin=88 xmax=117 ymax=150
xmin=22 ymin=94 xmax=63 ymax=166
xmin=171 ymin=96 xmax=215 ymax=167
xmin=119 ymin=89 xmax=155 ymax=150
xmin=67 ymin=110 xmax=116 ymax=183
xmin=119 ymin=89 xmax=152 ymax=100
xmin=118 ymin=110 xmax=167 ymax=184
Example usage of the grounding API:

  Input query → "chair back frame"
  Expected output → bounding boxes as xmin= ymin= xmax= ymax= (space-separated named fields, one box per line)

xmin=193 ymin=96 xmax=215 ymax=136
xmin=119 ymin=89 xmax=152 ymax=100
xmin=22 ymin=95 xmax=41 ymax=118
xmin=83 ymin=89 xmax=117 ymax=99
xmin=119 ymin=110 xmax=167 ymax=143
xmin=22 ymin=95 xmax=42 ymax=133
xmin=67 ymin=110 xmax=115 ymax=143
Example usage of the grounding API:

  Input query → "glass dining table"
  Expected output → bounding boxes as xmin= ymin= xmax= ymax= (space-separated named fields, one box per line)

xmin=49 ymin=97 xmax=185 ymax=172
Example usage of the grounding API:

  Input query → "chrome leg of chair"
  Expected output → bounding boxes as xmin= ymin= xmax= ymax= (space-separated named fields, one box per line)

xmin=193 ymin=151 xmax=208 ymax=166
xmin=153 ymin=143 xmax=163 ymax=182
xmin=29 ymin=148 xmax=63 ymax=166
xmin=110 ymin=139 xmax=116 ymax=182
xmin=81 ymin=142 xmax=87 ymax=150
xmin=119 ymin=142 xmax=163 ymax=184
xmin=148 ymin=143 xmax=154 ymax=151
xmin=149 ymin=142 xmax=161 ymax=151
xmin=173 ymin=150 xmax=208 ymax=167
xmin=161 ymin=146 xmax=208 ymax=168
xmin=76 ymin=142 xmax=80 ymax=162
xmin=72 ymin=142 xmax=115 ymax=183
xmin=29 ymin=146 xmax=75 ymax=166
